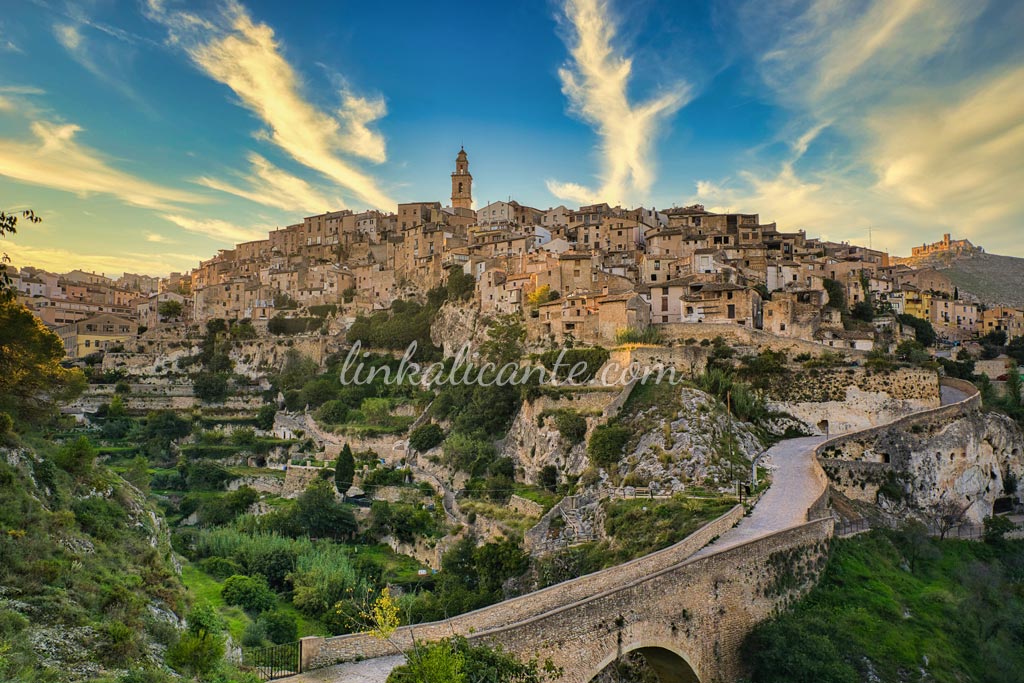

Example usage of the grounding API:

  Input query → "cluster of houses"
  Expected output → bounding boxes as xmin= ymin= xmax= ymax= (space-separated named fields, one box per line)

xmin=9 ymin=149 xmax=1024 ymax=360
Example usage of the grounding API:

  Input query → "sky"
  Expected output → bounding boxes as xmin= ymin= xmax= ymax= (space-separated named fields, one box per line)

xmin=1 ymin=0 xmax=1023 ymax=277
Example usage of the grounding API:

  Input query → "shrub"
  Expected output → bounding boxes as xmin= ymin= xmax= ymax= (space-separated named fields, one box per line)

xmin=317 ymin=400 xmax=348 ymax=424
xmin=538 ymin=347 xmax=611 ymax=382
xmin=587 ymin=424 xmax=630 ymax=469
xmin=258 ymin=611 xmax=298 ymax=644
xmin=221 ymin=574 xmax=276 ymax=613
xmin=200 ymin=556 xmax=244 ymax=579
xmin=72 ymin=496 xmax=127 ymax=540
xmin=255 ymin=404 xmax=277 ymax=431
xmin=192 ymin=372 xmax=231 ymax=403
xmin=408 ymin=422 xmax=444 ymax=452
xmin=54 ymin=435 xmax=97 ymax=475
xmin=552 ymin=410 xmax=587 ymax=445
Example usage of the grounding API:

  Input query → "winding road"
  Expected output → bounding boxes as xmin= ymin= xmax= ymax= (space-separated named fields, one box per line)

xmin=286 ymin=381 xmax=972 ymax=682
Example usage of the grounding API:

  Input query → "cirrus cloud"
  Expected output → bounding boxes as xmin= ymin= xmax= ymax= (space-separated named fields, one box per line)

xmin=146 ymin=0 xmax=393 ymax=210
xmin=547 ymin=0 xmax=691 ymax=206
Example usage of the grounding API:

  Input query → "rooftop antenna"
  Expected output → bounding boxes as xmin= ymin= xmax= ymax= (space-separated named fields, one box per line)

xmin=868 ymin=226 xmax=873 ymax=251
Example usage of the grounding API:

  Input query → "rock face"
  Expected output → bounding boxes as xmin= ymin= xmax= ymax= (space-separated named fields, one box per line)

xmin=616 ymin=387 xmax=762 ymax=492
xmin=430 ymin=301 xmax=484 ymax=357
xmin=503 ymin=384 xmax=762 ymax=495
xmin=822 ymin=410 xmax=1024 ymax=523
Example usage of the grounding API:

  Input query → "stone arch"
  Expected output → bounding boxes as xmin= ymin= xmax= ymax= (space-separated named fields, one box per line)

xmin=587 ymin=641 xmax=701 ymax=683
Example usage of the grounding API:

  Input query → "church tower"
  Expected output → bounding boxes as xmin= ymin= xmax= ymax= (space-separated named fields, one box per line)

xmin=451 ymin=147 xmax=472 ymax=210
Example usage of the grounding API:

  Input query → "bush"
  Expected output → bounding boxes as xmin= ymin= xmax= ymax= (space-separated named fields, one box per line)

xmin=552 ymin=410 xmax=587 ymax=445
xmin=256 ymin=404 xmax=277 ymax=431
xmin=54 ymin=435 xmax=97 ymax=474
xmin=538 ymin=347 xmax=611 ymax=382
xmin=258 ymin=610 xmax=298 ymax=644
xmin=587 ymin=424 xmax=630 ymax=469
xmin=192 ymin=372 xmax=231 ymax=403
xmin=982 ymin=515 xmax=1016 ymax=544
xmin=409 ymin=422 xmax=444 ymax=452
xmin=221 ymin=574 xmax=276 ymax=613
xmin=317 ymin=400 xmax=348 ymax=424
xmin=73 ymin=496 xmax=127 ymax=540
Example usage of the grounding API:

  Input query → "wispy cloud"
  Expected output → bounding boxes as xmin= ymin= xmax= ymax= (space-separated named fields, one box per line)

xmin=0 ymin=120 xmax=204 ymax=210
xmin=160 ymin=213 xmax=267 ymax=244
xmin=145 ymin=231 xmax=173 ymax=243
xmin=196 ymin=152 xmax=342 ymax=213
xmin=146 ymin=0 xmax=393 ymax=209
xmin=695 ymin=0 xmax=1024 ymax=256
xmin=547 ymin=0 xmax=690 ymax=206
xmin=51 ymin=19 xmax=149 ymax=109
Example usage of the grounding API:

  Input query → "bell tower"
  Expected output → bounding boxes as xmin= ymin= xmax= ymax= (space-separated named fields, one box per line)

xmin=451 ymin=146 xmax=472 ymax=210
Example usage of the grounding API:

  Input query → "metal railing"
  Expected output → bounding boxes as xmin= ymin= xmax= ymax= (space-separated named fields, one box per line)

xmin=243 ymin=641 xmax=300 ymax=681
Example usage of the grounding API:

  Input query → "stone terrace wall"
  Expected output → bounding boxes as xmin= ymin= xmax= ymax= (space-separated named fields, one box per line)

xmin=658 ymin=322 xmax=869 ymax=358
xmin=307 ymin=504 xmax=745 ymax=669
xmin=769 ymin=366 xmax=941 ymax=435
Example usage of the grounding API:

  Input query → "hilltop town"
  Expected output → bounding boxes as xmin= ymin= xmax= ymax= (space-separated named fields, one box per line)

xmin=8 ymin=149 xmax=1024 ymax=361
xmin=3 ymin=149 xmax=1024 ymax=683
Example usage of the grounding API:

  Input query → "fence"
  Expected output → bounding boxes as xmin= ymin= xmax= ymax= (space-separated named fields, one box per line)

xmin=243 ymin=641 xmax=300 ymax=681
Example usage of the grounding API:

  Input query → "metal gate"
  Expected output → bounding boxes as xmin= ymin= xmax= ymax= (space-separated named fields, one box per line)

xmin=244 ymin=641 xmax=300 ymax=681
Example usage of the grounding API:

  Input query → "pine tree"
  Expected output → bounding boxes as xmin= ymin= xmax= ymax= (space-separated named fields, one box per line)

xmin=335 ymin=443 xmax=355 ymax=498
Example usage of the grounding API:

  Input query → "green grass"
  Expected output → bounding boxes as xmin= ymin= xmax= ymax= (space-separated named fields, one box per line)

xmin=180 ymin=561 xmax=325 ymax=640
xmin=601 ymin=495 xmax=736 ymax=562
xmin=744 ymin=530 xmax=1024 ymax=683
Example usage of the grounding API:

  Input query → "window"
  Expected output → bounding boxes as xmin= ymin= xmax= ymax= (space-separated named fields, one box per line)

xmin=727 ymin=304 xmax=736 ymax=319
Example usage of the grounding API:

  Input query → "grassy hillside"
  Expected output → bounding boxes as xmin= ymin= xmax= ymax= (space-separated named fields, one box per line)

xmin=743 ymin=529 xmax=1024 ymax=683
xmin=0 ymin=434 xmax=186 ymax=682
xmin=942 ymin=253 xmax=1024 ymax=307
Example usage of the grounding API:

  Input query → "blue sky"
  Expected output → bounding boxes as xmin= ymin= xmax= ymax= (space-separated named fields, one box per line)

xmin=1 ymin=0 xmax=1023 ymax=276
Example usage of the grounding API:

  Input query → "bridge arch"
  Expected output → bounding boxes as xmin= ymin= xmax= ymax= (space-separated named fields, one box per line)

xmin=586 ymin=640 xmax=701 ymax=683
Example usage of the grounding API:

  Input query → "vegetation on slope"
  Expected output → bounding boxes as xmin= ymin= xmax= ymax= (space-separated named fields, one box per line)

xmin=743 ymin=529 xmax=1024 ymax=683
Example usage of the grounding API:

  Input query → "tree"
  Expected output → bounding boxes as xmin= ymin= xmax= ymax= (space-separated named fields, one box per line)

xmin=408 ymin=422 xmax=444 ymax=452
xmin=258 ymin=610 xmax=298 ymax=645
xmin=157 ymin=299 xmax=183 ymax=320
xmin=897 ymin=314 xmax=937 ymax=347
xmin=932 ymin=499 xmax=970 ymax=540
xmin=0 ymin=209 xmax=41 ymax=298
xmin=587 ymin=424 xmax=630 ymax=469
xmin=480 ymin=314 xmax=526 ymax=366
xmin=335 ymin=443 xmax=355 ymax=497
xmin=54 ymin=436 xmax=98 ymax=475
xmin=982 ymin=514 xmax=1016 ymax=544
xmin=222 ymin=574 xmax=276 ymax=613
xmin=0 ymin=298 xmax=86 ymax=422
xmin=822 ymin=278 xmax=846 ymax=311
xmin=166 ymin=603 xmax=225 ymax=677
xmin=256 ymin=403 xmax=277 ymax=430
xmin=192 ymin=372 xmax=230 ymax=402
xmin=295 ymin=478 xmax=356 ymax=539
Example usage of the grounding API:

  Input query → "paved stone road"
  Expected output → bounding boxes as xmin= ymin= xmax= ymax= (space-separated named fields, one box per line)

xmin=696 ymin=383 xmax=969 ymax=557
xmin=286 ymin=655 xmax=405 ymax=683
xmin=693 ymin=435 xmax=827 ymax=556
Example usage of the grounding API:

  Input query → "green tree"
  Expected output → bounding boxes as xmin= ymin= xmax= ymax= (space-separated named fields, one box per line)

xmin=408 ymin=422 xmax=444 ymax=452
xmin=480 ymin=314 xmax=526 ymax=366
xmin=295 ymin=478 xmax=356 ymax=539
xmin=0 ymin=298 xmax=86 ymax=422
xmin=0 ymin=209 xmax=41 ymax=297
xmin=157 ymin=299 xmax=183 ymax=320
xmin=897 ymin=313 xmax=937 ymax=346
xmin=54 ymin=435 xmax=98 ymax=475
xmin=192 ymin=372 xmax=230 ymax=402
xmin=335 ymin=443 xmax=355 ymax=497
xmin=258 ymin=610 xmax=298 ymax=645
xmin=822 ymin=278 xmax=846 ymax=311
xmin=166 ymin=603 xmax=225 ymax=677
xmin=256 ymin=403 xmax=277 ymax=430
xmin=587 ymin=424 xmax=630 ymax=469
xmin=361 ymin=397 xmax=392 ymax=426
xmin=221 ymin=574 xmax=276 ymax=613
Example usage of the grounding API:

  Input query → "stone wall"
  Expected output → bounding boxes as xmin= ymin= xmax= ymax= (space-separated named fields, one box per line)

xmin=282 ymin=465 xmax=329 ymax=497
xmin=769 ymin=366 xmax=941 ymax=435
xmin=508 ymin=494 xmax=545 ymax=518
xmin=657 ymin=322 xmax=869 ymax=358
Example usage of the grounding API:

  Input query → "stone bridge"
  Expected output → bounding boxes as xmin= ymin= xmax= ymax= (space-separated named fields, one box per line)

xmin=287 ymin=377 xmax=977 ymax=683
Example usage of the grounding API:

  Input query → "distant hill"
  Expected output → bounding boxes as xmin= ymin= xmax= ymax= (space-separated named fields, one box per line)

xmin=940 ymin=253 xmax=1024 ymax=307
